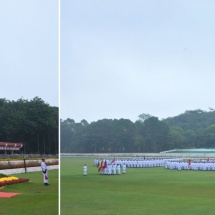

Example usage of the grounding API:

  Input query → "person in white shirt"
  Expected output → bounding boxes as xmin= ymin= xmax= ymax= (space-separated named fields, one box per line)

xmin=108 ymin=165 xmax=112 ymax=175
xmin=113 ymin=164 xmax=117 ymax=175
xmin=117 ymin=164 xmax=121 ymax=174
xmin=178 ymin=162 xmax=181 ymax=170
xmin=122 ymin=163 xmax=126 ymax=174
xmin=83 ymin=164 xmax=87 ymax=176
xmin=41 ymin=158 xmax=48 ymax=185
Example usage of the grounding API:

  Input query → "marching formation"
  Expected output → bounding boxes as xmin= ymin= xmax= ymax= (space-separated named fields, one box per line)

xmin=94 ymin=157 xmax=180 ymax=170
xmin=82 ymin=157 xmax=215 ymax=176
xmin=165 ymin=159 xmax=215 ymax=171
xmin=94 ymin=158 xmax=126 ymax=175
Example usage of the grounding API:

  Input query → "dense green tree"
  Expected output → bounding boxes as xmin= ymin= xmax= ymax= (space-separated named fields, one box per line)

xmin=133 ymin=135 xmax=144 ymax=152
xmin=61 ymin=109 xmax=215 ymax=153
xmin=0 ymin=97 xmax=58 ymax=154
xmin=141 ymin=117 xmax=169 ymax=152
xmin=205 ymin=125 xmax=215 ymax=147
xmin=168 ymin=126 xmax=185 ymax=149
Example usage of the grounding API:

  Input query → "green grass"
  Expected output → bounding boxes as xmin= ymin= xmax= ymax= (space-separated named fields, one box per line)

xmin=61 ymin=157 xmax=215 ymax=215
xmin=0 ymin=169 xmax=58 ymax=215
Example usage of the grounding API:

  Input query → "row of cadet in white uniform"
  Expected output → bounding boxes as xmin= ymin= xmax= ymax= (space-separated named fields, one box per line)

xmin=93 ymin=158 xmax=170 ymax=175
xmin=94 ymin=158 xmax=178 ymax=169
xmin=100 ymin=163 xmax=126 ymax=175
xmin=94 ymin=159 xmax=125 ymax=175
xmin=93 ymin=158 xmax=215 ymax=171
xmin=165 ymin=161 xmax=215 ymax=170
xmin=83 ymin=162 xmax=126 ymax=175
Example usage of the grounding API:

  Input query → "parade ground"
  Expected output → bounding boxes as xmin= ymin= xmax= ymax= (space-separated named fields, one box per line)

xmin=61 ymin=156 xmax=215 ymax=215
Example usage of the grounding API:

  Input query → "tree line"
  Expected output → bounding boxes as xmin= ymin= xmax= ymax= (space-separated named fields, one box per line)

xmin=0 ymin=97 xmax=58 ymax=154
xmin=61 ymin=109 xmax=215 ymax=153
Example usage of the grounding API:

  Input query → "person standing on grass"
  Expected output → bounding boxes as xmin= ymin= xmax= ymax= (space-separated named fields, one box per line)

xmin=117 ymin=164 xmax=121 ymax=174
xmin=188 ymin=159 xmax=191 ymax=169
xmin=178 ymin=161 xmax=181 ymax=170
xmin=83 ymin=164 xmax=87 ymax=176
xmin=122 ymin=163 xmax=126 ymax=174
xmin=108 ymin=164 xmax=112 ymax=175
xmin=41 ymin=158 xmax=48 ymax=185
xmin=113 ymin=163 xmax=117 ymax=175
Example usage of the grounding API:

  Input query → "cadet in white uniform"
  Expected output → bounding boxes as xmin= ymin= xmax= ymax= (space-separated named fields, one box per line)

xmin=122 ymin=163 xmax=126 ymax=174
xmin=117 ymin=164 xmax=121 ymax=174
xmin=113 ymin=164 xmax=117 ymax=175
xmin=178 ymin=162 xmax=181 ymax=170
xmin=41 ymin=158 xmax=48 ymax=185
xmin=83 ymin=164 xmax=87 ymax=176
xmin=108 ymin=165 xmax=112 ymax=175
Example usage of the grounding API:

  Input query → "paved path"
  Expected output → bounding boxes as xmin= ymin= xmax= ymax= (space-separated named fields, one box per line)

xmin=0 ymin=165 xmax=58 ymax=175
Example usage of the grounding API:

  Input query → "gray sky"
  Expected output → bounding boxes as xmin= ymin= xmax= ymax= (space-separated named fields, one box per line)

xmin=0 ymin=0 xmax=58 ymax=107
xmin=61 ymin=0 xmax=215 ymax=123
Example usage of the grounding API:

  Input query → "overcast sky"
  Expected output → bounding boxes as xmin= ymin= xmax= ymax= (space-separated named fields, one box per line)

xmin=0 ymin=0 xmax=58 ymax=107
xmin=61 ymin=0 xmax=215 ymax=123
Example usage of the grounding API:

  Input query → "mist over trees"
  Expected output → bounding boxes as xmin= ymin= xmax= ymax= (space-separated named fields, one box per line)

xmin=0 ymin=97 xmax=58 ymax=154
xmin=61 ymin=109 xmax=215 ymax=153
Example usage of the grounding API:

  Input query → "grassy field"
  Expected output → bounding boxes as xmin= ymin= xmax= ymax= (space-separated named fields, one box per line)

xmin=0 ymin=169 xmax=58 ymax=215
xmin=61 ymin=157 xmax=215 ymax=215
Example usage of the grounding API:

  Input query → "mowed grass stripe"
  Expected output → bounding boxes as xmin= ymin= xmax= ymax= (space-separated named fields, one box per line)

xmin=61 ymin=157 xmax=215 ymax=215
